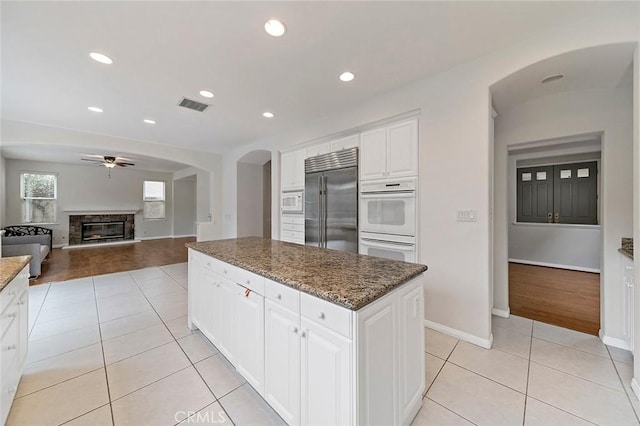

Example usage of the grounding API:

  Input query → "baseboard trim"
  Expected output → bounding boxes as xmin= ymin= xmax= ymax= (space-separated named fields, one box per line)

xmin=598 ymin=330 xmax=631 ymax=351
xmin=424 ymin=319 xmax=493 ymax=349
xmin=138 ymin=235 xmax=174 ymax=241
xmin=172 ymin=234 xmax=196 ymax=238
xmin=492 ymin=308 xmax=510 ymax=318
xmin=509 ymin=258 xmax=600 ymax=274
xmin=61 ymin=240 xmax=142 ymax=250
xmin=631 ymin=378 xmax=640 ymax=402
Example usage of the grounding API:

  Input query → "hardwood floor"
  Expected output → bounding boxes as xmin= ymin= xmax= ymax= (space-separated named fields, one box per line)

xmin=509 ymin=262 xmax=600 ymax=335
xmin=32 ymin=237 xmax=195 ymax=285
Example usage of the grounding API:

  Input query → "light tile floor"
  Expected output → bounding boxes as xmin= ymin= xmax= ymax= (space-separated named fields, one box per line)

xmin=10 ymin=263 xmax=640 ymax=425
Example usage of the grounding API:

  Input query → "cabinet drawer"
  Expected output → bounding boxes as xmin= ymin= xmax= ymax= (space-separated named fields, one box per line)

xmin=265 ymin=279 xmax=300 ymax=313
xmin=281 ymin=223 xmax=304 ymax=233
xmin=210 ymin=258 xmax=237 ymax=282
xmin=281 ymin=230 xmax=304 ymax=242
xmin=0 ymin=268 xmax=27 ymax=314
xmin=300 ymin=293 xmax=352 ymax=338
xmin=237 ymin=269 xmax=265 ymax=296
xmin=281 ymin=215 xmax=304 ymax=225
xmin=1 ymin=306 xmax=17 ymax=340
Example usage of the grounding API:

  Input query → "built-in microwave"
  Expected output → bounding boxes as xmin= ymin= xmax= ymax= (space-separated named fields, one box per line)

xmin=281 ymin=190 xmax=304 ymax=213
xmin=359 ymin=178 xmax=416 ymax=236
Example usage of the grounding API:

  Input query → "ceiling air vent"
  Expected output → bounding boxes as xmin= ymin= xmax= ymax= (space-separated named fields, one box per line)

xmin=177 ymin=97 xmax=210 ymax=112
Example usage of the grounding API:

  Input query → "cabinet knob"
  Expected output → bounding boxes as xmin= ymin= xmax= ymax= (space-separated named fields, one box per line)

xmin=276 ymin=294 xmax=282 ymax=300
xmin=224 ymin=269 xmax=228 ymax=274
xmin=245 ymin=280 xmax=251 ymax=285
xmin=6 ymin=345 xmax=16 ymax=351
xmin=301 ymin=331 xmax=307 ymax=338
xmin=207 ymin=262 xmax=211 ymax=267
xmin=319 ymin=312 xmax=325 ymax=320
xmin=292 ymin=327 xmax=298 ymax=334
xmin=5 ymin=313 xmax=16 ymax=319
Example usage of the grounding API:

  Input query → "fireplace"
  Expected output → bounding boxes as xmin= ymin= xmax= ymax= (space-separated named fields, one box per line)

xmin=82 ymin=221 xmax=125 ymax=242
xmin=68 ymin=213 xmax=135 ymax=245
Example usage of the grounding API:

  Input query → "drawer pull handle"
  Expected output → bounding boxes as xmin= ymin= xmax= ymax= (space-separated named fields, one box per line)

xmin=6 ymin=313 xmax=16 ymax=319
xmin=276 ymin=294 xmax=282 ymax=300
xmin=319 ymin=312 xmax=326 ymax=320
xmin=8 ymin=291 xmax=16 ymax=297
xmin=245 ymin=280 xmax=251 ymax=285
xmin=6 ymin=345 xmax=16 ymax=351
xmin=244 ymin=289 xmax=251 ymax=297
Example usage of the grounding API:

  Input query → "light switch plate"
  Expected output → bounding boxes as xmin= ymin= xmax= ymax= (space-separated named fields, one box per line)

xmin=457 ymin=210 xmax=477 ymax=222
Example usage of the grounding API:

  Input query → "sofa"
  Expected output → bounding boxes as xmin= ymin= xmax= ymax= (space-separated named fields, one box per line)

xmin=1 ymin=226 xmax=52 ymax=278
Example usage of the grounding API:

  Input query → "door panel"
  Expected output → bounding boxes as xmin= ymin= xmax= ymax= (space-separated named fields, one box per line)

xmin=324 ymin=167 xmax=358 ymax=253
xmin=235 ymin=289 xmax=265 ymax=395
xmin=517 ymin=166 xmax=553 ymax=223
xmin=553 ymin=162 xmax=597 ymax=224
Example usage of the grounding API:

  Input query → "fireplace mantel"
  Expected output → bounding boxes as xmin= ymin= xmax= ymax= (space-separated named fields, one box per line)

xmin=65 ymin=209 xmax=141 ymax=215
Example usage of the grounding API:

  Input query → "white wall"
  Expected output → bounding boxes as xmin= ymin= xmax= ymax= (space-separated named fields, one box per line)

xmin=0 ymin=154 xmax=6 ymax=226
xmin=218 ymin=7 xmax=639 ymax=347
xmin=494 ymin=87 xmax=633 ymax=344
xmin=4 ymin=159 xmax=175 ymax=246
xmin=173 ymin=177 xmax=196 ymax=236
xmin=237 ymin=162 xmax=264 ymax=238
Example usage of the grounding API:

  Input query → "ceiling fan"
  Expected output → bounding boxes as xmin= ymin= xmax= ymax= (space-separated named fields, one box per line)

xmin=81 ymin=155 xmax=135 ymax=178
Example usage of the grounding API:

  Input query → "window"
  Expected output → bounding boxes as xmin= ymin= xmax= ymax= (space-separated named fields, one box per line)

xmin=143 ymin=180 xmax=165 ymax=219
xmin=517 ymin=161 xmax=597 ymax=225
xmin=21 ymin=172 xmax=57 ymax=223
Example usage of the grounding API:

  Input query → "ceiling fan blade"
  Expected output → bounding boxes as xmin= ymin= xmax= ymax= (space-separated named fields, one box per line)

xmin=115 ymin=156 xmax=135 ymax=162
xmin=82 ymin=154 xmax=106 ymax=159
xmin=116 ymin=162 xmax=135 ymax=167
xmin=81 ymin=158 xmax=102 ymax=163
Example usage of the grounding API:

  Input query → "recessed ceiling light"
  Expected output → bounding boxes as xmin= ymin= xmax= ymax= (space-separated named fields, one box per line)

xmin=88 ymin=106 xmax=103 ymax=113
xmin=264 ymin=19 xmax=286 ymax=37
xmin=541 ymin=73 xmax=565 ymax=84
xmin=263 ymin=112 xmax=274 ymax=118
xmin=143 ymin=119 xmax=156 ymax=124
xmin=89 ymin=52 xmax=113 ymax=65
xmin=339 ymin=71 xmax=355 ymax=82
xmin=199 ymin=90 xmax=214 ymax=98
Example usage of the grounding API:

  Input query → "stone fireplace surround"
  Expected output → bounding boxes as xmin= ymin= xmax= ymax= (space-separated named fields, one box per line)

xmin=69 ymin=214 xmax=135 ymax=245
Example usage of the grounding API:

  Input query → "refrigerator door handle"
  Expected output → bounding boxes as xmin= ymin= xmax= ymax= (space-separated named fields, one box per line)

xmin=318 ymin=175 xmax=323 ymax=248
xmin=323 ymin=175 xmax=328 ymax=248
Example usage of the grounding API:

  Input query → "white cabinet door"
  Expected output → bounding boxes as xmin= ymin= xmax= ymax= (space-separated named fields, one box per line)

xmin=397 ymin=281 xmax=425 ymax=423
xmin=330 ymin=135 xmax=359 ymax=152
xmin=623 ymin=257 xmax=634 ymax=352
xmin=306 ymin=143 xmax=330 ymax=159
xmin=234 ymin=287 xmax=265 ymax=395
xmin=17 ymin=288 xmax=28 ymax=366
xmin=264 ymin=300 xmax=301 ymax=425
xmin=188 ymin=254 xmax=206 ymax=331
xmin=214 ymin=277 xmax=237 ymax=364
xmin=357 ymin=295 xmax=397 ymax=426
xmin=282 ymin=149 xmax=306 ymax=190
xmin=386 ymin=119 xmax=418 ymax=179
xmin=300 ymin=317 xmax=352 ymax=426
xmin=360 ymin=128 xmax=387 ymax=181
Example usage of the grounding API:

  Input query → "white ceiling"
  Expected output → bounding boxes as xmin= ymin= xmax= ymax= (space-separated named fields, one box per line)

xmin=1 ymin=1 xmax=630 ymax=156
xmin=0 ymin=145 xmax=189 ymax=173
xmin=491 ymin=43 xmax=635 ymax=112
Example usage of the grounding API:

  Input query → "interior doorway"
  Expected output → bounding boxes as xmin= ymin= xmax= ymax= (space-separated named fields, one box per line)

xmin=491 ymin=43 xmax=635 ymax=340
xmin=236 ymin=150 xmax=272 ymax=238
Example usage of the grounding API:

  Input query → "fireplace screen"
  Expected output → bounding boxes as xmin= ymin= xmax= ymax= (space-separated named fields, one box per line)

xmin=82 ymin=221 xmax=125 ymax=242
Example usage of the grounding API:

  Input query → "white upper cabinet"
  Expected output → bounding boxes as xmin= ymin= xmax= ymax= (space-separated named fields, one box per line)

xmin=386 ymin=119 xmax=418 ymax=179
xmin=281 ymin=148 xmax=306 ymax=190
xmin=361 ymin=119 xmax=418 ymax=181
xmin=306 ymin=143 xmax=331 ymax=159
xmin=360 ymin=127 xmax=388 ymax=181
xmin=330 ymin=134 xmax=359 ymax=153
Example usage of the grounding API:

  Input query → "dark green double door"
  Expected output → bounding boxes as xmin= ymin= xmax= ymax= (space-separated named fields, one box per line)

xmin=517 ymin=161 xmax=597 ymax=225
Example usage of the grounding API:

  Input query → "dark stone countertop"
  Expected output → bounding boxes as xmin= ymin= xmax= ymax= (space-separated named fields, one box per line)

xmin=0 ymin=256 xmax=31 ymax=291
xmin=186 ymin=237 xmax=428 ymax=311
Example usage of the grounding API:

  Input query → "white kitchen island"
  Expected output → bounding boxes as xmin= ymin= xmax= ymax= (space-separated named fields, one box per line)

xmin=187 ymin=237 xmax=428 ymax=426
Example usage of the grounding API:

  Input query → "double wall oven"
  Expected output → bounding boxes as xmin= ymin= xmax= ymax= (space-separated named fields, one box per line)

xmin=359 ymin=178 xmax=416 ymax=262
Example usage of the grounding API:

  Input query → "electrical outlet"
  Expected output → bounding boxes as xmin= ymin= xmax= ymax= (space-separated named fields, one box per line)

xmin=457 ymin=209 xmax=477 ymax=222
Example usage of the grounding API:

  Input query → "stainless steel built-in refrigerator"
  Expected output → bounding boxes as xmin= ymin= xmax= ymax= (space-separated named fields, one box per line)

xmin=305 ymin=148 xmax=358 ymax=253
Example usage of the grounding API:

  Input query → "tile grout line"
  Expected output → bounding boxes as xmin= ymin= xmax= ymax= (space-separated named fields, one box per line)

xmin=58 ymin=402 xmax=112 ymax=425
xmin=27 ymin=283 xmax=51 ymax=336
xmin=528 ymin=359 xmax=630 ymax=393
xmin=606 ymin=345 xmax=640 ymax=424
xmin=424 ymin=396 xmax=480 ymax=426
xmin=522 ymin=318 xmax=534 ymax=426
xmin=91 ymin=276 xmax=116 ymax=426
xmin=128 ymin=269 xmax=234 ymax=424
xmin=524 ymin=395 xmax=600 ymax=425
